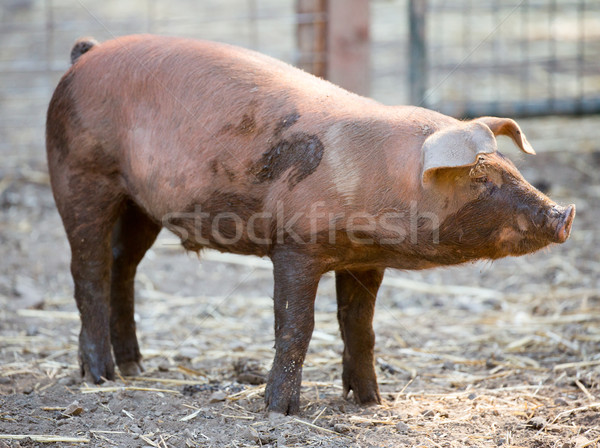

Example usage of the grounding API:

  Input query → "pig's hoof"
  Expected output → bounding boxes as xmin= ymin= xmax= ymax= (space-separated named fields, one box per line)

xmin=343 ymin=377 xmax=382 ymax=406
xmin=265 ymin=396 xmax=300 ymax=415
xmin=79 ymin=351 xmax=115 ymax=384
xmin=118 ymin=360 xmax=144 ymax=377
xmin=353 ymin=386 xmax=381 ymax=405
xmin=264 ymin=384 xmax=300 ymax=415
xmin=355 ymin=390 xmax=382 ymax=406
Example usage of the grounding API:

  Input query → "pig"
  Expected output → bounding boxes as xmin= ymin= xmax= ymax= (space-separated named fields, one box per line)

xmin=46 ymin=35 xmax=575 ymax=414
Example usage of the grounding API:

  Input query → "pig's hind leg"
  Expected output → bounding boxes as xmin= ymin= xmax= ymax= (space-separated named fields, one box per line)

xmin=110 ymin=202 xmax=161 ymax=376
xmin=335 ymin=269 xmax=384 ymax=405
xmin=49 ymin=169 xmax=124 ymax=384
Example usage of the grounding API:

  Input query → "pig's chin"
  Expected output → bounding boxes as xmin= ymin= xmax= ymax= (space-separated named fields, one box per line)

xmin=495 ymin=226 xmax=553 ymax=258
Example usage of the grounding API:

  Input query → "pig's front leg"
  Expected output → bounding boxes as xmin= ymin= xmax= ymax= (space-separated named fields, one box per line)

xmin=265 ymin=251 xmax=320 ymax=414
xmin=335 ymin=269 xmax=384 ymax=405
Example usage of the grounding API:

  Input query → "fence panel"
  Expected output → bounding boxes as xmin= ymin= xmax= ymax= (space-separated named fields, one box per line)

xmin=415 ymin=0 xmax=600 ymax=117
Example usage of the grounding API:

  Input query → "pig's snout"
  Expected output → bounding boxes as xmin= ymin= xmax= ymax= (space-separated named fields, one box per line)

xmin=546 ymin=204 xmax=575 ymax=243
xmin=502 ymin=201 xmax=575 ymax=256
xmin=542 ymin=204 xmax=575 ymax=243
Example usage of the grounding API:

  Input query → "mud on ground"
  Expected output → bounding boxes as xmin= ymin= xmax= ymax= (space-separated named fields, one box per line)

xmin=1 ymin=116 xmax=600 ymax=447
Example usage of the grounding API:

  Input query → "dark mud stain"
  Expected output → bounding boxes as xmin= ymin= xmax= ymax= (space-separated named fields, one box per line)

xmin=273 ymin=112 xmax=300 ymax=138
xmin=237 ymin=114 xmax=256 ymax=135
xmin=219 ymin=114 xmax=258 ymax=137
xmin=222 ymin=165 xmax=236 ymax=182
xmin=209 ymin=158 xmax=236 ymax=182
xmin=209 ymin=159 xmax=219 ymax=175
xmin=248 ymin=132 xmax=324 ymax=190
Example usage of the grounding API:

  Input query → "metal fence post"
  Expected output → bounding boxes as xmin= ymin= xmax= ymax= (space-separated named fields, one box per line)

xmin=409 ymin=0 xmax=427 ymax=106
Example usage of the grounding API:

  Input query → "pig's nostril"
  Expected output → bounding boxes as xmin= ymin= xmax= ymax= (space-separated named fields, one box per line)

xmin=555 ymin=204 xmax=576 ymax=243
xmin=564 ymin=204 xmax=575 ymax=225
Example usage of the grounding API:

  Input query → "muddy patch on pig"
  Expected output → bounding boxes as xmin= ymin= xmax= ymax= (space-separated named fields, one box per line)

xmin=209 ymin=158 xmax=236 ymax=182
xmin=248 ymin=132 xmax=324 ymax=189
xmin=272 ymin=111 xmax=300 ymax=137
xmin=219 ymin=113 xmax=260 ymax=137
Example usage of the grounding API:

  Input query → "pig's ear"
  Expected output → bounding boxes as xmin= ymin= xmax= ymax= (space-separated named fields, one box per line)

xmin=421 ymin=122 xmax=497 ymax=184
xmin=475 ymin=116 xmax=536 ymax=155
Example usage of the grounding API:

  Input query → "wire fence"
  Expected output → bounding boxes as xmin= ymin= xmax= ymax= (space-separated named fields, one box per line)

xmin=420 ymin=0 xmax=600 ymax=117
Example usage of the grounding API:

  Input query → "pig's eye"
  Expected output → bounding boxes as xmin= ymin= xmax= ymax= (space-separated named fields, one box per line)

xmin=473 ymin=175 xmax=489 ymax=184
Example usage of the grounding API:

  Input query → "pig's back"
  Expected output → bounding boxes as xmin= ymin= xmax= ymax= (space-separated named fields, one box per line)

xmin=70 ymin=34 xmax=376 ymax=138
xmin=60 ymin=35 xmax=386 ymax=219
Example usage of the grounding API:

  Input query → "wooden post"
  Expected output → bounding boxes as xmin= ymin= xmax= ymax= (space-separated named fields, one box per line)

xmin=296 ymin=0 xmax=328 ymax=79
xmin=326 ymin=0 xmax=370 ymax=96
xmin=409 ymin=0 xmax=427 ymax=106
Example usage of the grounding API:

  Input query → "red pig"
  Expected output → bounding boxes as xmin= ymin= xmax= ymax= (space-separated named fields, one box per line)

xmin=46 ymin=35 xmax=575 ymax=414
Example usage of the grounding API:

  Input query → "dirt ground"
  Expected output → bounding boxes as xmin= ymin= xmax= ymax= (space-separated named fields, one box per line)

xmin=1 ymin=112 xmax=599 ymax=448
